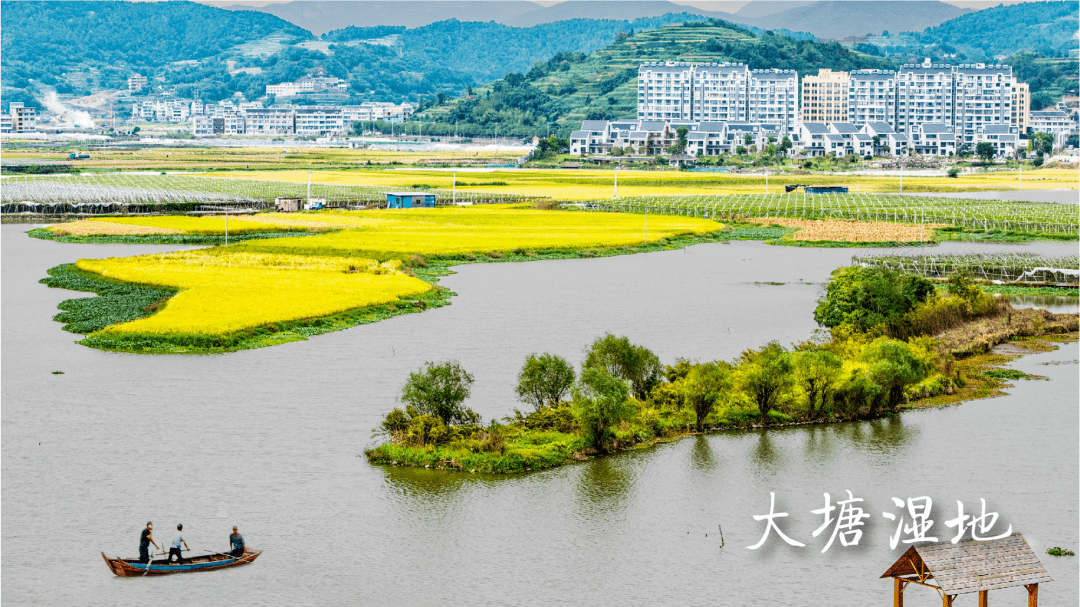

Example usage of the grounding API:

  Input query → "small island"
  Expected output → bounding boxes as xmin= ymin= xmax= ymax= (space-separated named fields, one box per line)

xmin=366 ymin=267 xmax=1078 ymax=474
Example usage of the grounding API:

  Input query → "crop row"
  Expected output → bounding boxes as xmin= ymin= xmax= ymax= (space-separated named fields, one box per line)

xmin=589 ymin=193 xmax=1079 ymax=236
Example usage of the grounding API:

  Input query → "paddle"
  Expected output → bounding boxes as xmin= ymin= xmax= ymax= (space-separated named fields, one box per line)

xmin=202 ymin=548 xmax=248 ymax=561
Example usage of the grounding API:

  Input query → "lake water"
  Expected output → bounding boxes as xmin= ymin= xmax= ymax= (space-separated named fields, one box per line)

xmin=2 ymin=225 xmax=1077 ymax=606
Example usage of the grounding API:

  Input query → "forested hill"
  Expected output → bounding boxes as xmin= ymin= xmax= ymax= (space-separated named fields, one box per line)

xmin=321 ymin=14 xmax=773 ymax=98
xmin=414 ymin=20 xmax=895 ymax=139
xmin=0 ymin=1 xmax=310 ymax=89
xmin=910 ymin=1 xmax=1079 ymax=59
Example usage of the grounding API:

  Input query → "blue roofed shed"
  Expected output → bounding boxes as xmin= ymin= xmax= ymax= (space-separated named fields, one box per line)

xmin=386 ymin=191 xmax=436 ymax=209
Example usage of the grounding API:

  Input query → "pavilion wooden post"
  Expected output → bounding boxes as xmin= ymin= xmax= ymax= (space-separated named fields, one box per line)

xmin=942 ymin=594 xmax=954 ymax=607
xmin=978 ymin=589 xmax=989 ymax=607
xmin=1025 ymin=583 xmax=1038 ymax=607
xmin=893 ymin=578 xmax=904 ymax=607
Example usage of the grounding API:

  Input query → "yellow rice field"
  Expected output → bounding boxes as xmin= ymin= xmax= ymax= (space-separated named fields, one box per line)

xmin=234 ymin=206 xmax=718 ymax=256
xmin=84 ymin=215 xmax=302 ymax=235
xmin=199 ymin=167 xmax=1080 ymax=200
xmin=79 ymin=250 xmax=430 ymax=337
xmin=74 ymin=207 xmax=718 ymax=340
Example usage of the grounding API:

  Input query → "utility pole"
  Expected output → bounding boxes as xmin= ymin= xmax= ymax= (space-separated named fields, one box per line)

xmin=494 ymin=123 xmax=498 ymax=151
xmin=765 ymin=172 xmax=769 ymax=194
xmin=899 ymin=157 xmax=904 ymax=195
xmin=307 ymin=170 xmax=312 ymax=207
xmin=1019 ymin=158 xmax=1023 ymax=191
xmin=614 ymin=168 xmax=618 ymax=199
xmin=453 ymin=171 xmax=456 ymax=205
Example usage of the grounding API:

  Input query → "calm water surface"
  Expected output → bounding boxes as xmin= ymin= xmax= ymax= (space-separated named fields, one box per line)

xmin=2 ymin=225 xmax=1077 ymax=606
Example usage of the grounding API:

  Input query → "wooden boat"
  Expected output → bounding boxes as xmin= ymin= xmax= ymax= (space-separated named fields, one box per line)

xmin=101 ymin=549 xmax=262 ymax=577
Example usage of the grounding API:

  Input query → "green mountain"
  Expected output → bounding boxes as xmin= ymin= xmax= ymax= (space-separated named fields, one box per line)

xmin=319 ymin=14 xmax=749 ymax=101
xmin=910 ymin=1 xmax=1078 ymax=59
xmin=411 ymin=19 xmax=894 ymax=139
xmin=0 ymin=0 xmax=311 ymax=107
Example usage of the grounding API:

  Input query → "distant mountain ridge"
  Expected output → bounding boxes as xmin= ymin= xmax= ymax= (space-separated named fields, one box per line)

xmin=219 ymin=0 xmax=970 ymax=39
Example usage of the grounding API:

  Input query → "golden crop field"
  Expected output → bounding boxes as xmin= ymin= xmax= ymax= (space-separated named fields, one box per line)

xmin=84 ymin=215 xmax=300 ymax=235
xmin=79 ymin=250 xmax=431 ymax=337
xmin=71 ymin=207 xmax=718 ymax=346
xmin=200 ymin=166 xmax=1079 ymax=201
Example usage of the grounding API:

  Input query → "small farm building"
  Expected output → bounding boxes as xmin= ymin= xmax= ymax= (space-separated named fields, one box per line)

xmin=805 ymin=185 xmax=849 ymax=194
xmin=275 ymin=197 xmax=302 ymax=212
xmin=385 ymin=192 xmax=436 ymax=209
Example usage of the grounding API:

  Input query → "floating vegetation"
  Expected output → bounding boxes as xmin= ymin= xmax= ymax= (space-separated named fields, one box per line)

xmin=1046 ymin=547 xmax=1075 ymax=557
xmin=983 ymin=369 xmax=1030 ymax=380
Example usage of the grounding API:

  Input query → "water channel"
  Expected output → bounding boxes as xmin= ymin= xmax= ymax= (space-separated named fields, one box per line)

xmin=2 ymin=225 xmax=1077 ymax=606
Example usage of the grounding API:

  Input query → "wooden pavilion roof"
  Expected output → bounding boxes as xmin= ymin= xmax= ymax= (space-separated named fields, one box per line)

xmin=880 ymin=533 xmax=1052 ymax=595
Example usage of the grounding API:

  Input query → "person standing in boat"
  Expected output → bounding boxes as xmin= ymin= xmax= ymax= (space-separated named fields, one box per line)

xmin=168 ymin=524 xmax=189 ymax=564
xmin=139 ymin=522 xmax=159 ymax=564
xmin=228 ymin=526 xmax=245 ymax=557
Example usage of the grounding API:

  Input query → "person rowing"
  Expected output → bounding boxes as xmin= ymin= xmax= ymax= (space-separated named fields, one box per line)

xmin=169 ymin=524 xmax=190 ymax=564
xmin=229 ymin=526 xmax=245 ymax=558
xmin=139 ymin=522 xmax=159 ymax=564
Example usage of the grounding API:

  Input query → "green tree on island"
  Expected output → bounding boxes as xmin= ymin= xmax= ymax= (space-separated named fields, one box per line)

xmin=682 ymin=361 xmax=732 ymax=431
xmin=573 ymin=366 xmax=634 ymax=452
xmin=400 ymin=360 xmax=480 ymax=426
xmin=583 ymin=333 xmax=663 ymax=400
xmin=515 ymin=353 xmax=576 ymax=411
xmin=814 ymin=266 xmax=935 ymax=334
xmin=863 ymin=338 xmax=927 ymax=416
xmin=738 ymin=341 xmax=795 ymax=423
xmin=793 ymin=349 xmax=843 ymax=419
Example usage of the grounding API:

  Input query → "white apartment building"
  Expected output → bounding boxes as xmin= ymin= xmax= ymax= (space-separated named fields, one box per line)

xmin=689 ymin=63 xmax=749 ymax=122
xmin=848 ymin=70 xmax=897 ymax=126
xmin=637 ymin=62 xmax=695 ymax=120
xmin=637 ymin=62 xmax=797 ymax=134
xmin=294 ymin=106 xmax=346 ymax=136
xmin=895 ymin=63 xmax=955 ymax=135
xmin=1029 ymin=110 xmax=1074 ymax=135
xmin=973 ymin=124 xmax=1021 ymax=158
xmin=953 ymin=64 xmax=1014 ymax=145
xmin=244 ymin=107 xmax=296 ymax=135
xmin=2 ymin=102 xmax=37 ymax=133
xmin=747 ymin=69 xmax=799 ymax=135
xmin=894 ymin=60 xmax=1014 ymax=145
xmin=132 ymin=99 xmax=190 ymax=123
xmin=193 ymin=113 xmax=246 ymax=136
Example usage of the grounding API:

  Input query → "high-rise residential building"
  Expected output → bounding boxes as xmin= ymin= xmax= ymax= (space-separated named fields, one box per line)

xmin=1011 ymin=82 xmax=1030 ymax=131
xmin=748 ymin=69 xmax=799 ymax=135
xmin=801 ymin=69 xmax=850 ymax=124
xmin=848 ymin=70 xmax=897 ymax=126
xmin=637 ymin=62 xmax=797 ymax=133
xmin=637 ymin=62 xmax=695 ymax=120
xmin=894 ymin=60 xmax=1014 ymax=144
xmin=895 ymin=62 xmax=955 ymax=134
xmin=953 ymin=64 xmax=1014 ymax=145
xmin=689 ymin=63 xmax=749 ymax=122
